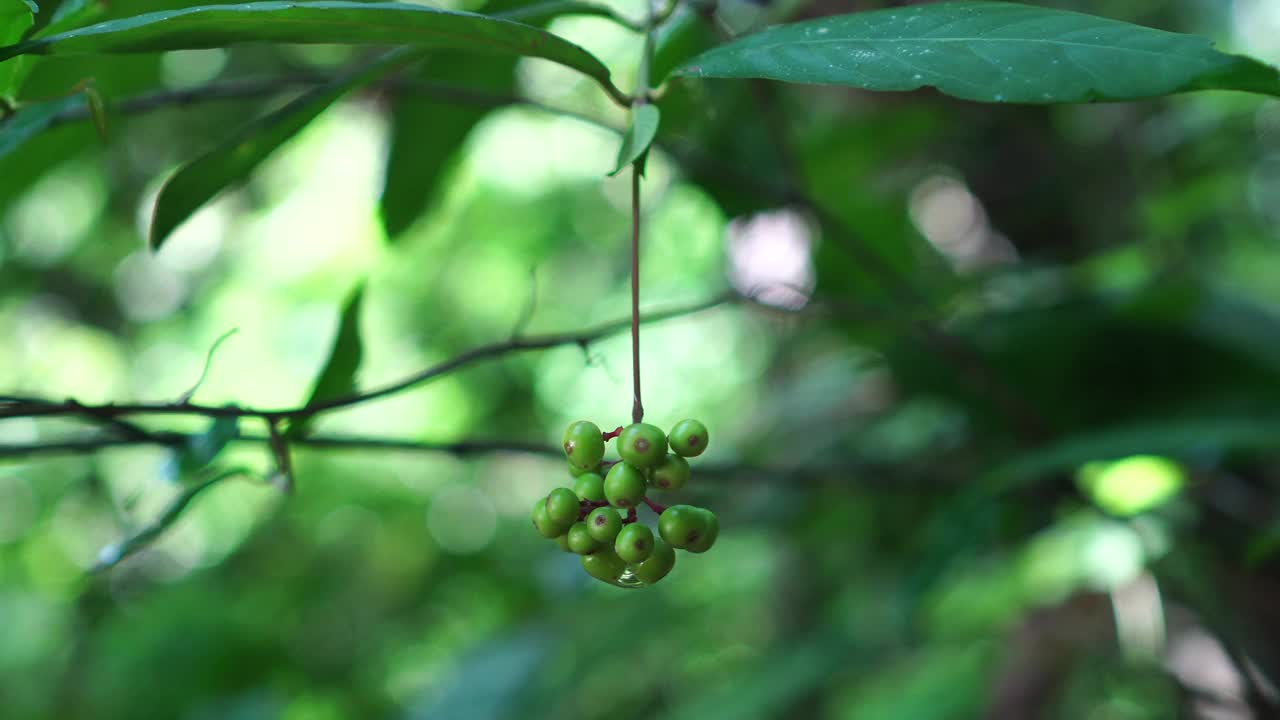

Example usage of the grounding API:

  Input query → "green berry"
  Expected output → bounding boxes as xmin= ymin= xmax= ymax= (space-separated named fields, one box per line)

xmin=569 ymin=461 xmax=600 ymax=478
xmin=533 ymin=498 xmax=569 ymax=539
xmin=567 ymin=522 xmax=601 ymax=555
xmin=658 ymin=504 xmax=709 ymax=549
xmin=555 ymin=534 xmax=574 ymax=553
xmin=669 ymin=419 xmax=709 ymax=458
xmin=633 ymin=539 xmax=675 ymax=583
xmin=545 ymin=487 xmax=581 ymax=527
xmin=604 ymin=462 xmax=647 ymax=508
xmin=587 ymin=507 xmax=623 ymax=543
xmin=615 ymin=523 xmax=654 ymax=563
xmin=684 ymin=509 xmax=719 ymax=553
xmin=580 ymin=548 xmax=627 ymax=583
xmin=617 ymin=423 xmax=668 ymax=468
xmin=573 ymin=473 xmax=606 ymax=502
xmin=651 ymin=454 xmax=690 ymax=491
xmin=562 ymin=420 xmax=605 ymax=470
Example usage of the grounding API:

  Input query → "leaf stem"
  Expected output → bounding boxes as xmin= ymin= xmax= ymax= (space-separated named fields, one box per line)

xmin=630 ymin=165 xmax=644 ymax=425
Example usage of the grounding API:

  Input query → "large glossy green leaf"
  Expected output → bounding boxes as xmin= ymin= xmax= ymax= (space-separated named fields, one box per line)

xmin=150 ymin=50 xmax=414 ymax=249
xmin=0 ymin=1 xmax=613 ymax=89
xmin=287 ymin=285 xmax=365 ymax=440
xmin=674 ymin=1 xmax=1280 ymax=103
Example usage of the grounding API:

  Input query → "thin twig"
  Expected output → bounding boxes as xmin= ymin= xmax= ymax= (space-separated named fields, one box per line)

xmin=177 ymin=328 xmax=238 ymax=403
xmin=90 ymin=466 xmax=255 ymax=572
xmin=43 ymin=76 xmax=623 ymax=138
xmin=0 ymin=293 xmax=737 ymax=425
xmin=630 ymin=166 xmax=644 ymax=424
xmin=265 ymin=419 xmax=294 ymax=494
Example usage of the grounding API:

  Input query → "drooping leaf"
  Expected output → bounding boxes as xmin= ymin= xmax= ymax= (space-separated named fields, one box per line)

xmin=674 ymin=1 xmax=1280 ymax=103
xmin=29 ymin=0 xmax=99 ymax=38
xmin=0 ymin=1 xmax=614 ymax=90
xmin=609 ymin=103 xmax=659 ymax=176
xmin=650 ymin=6 xmax=717 ymax=84
xmin=177 ymin=415 xmax=240 ymax=473
xmin=987 ymin=415 xmax=1280 ymax=489
xmin=0 ymin=0 xmax=33 ymax=99
xmin=0 ymin=92 xmax=80 ymax=158
xmin=378 ymin=0 xmax=566 ymax=241
xmin=150 ymin=49 xmax=416 ymax=249
xmin=380 ymin=54 xmax=512 ymax=241
xmin=496 ymin=0 xmax=622 ymax=26
xmin=287 ymin=284 xmax=365 ymax=439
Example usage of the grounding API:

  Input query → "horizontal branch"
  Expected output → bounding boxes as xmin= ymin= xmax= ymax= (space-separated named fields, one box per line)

xmin=0 ymin=292 xmax=739 ymax=425
xmin=0 ymin=429 xmax=910 ymax=489
xmin=45 ymin=74 xmax=621 ymax=137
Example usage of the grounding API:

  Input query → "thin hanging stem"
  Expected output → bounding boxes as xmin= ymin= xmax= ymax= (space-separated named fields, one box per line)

xmin=630 ymin=166 xmax=644 ymax=424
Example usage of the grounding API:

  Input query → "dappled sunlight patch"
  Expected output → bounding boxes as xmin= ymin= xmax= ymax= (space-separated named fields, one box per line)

xmin=1077 ymin=455 xmax=1186 ymax=517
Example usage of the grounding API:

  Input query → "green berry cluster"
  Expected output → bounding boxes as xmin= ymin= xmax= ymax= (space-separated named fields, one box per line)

xmin=532 ymin=418 xmax=716 ymax=587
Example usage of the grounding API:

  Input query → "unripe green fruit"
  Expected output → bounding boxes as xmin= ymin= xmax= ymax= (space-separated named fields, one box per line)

xmin=658 ymin=504 xmax=709 ymax=549
xmin=555 ymin=533 xmax=574 ymax=553
xmin=562 ymin=420 xmax=605 ymax=470
xmin=615 ymin=523 xmax=654 ymax=563
xmin=567 ymin=522 xmax=601 ymax=555
xmin=669 ymin=419 xmax=709 ymax=458
xmin=533 ymin=498 xmax=570 ymax=539
xmin=569 ymin=461 xmax=600 ymax=478
xmin=617 ymin=423 xmax=668 ymax=468
xmin=633 ymin=539 xmax=675 ymax=584
xmin=684 ymin=509 xmax=719 ymax=553
xmin=545 ymin=487 xmax=581 ymax=526
xmin=580 ymin=548 xmax=627 ymax=583
xmin=573 ymin=473 xmax=606 ymax=502
xmin=587 ymin=507 xmax=623 ymax=543
xmin=604 ymin=462 xmax=647 ymax=508
xmin=651 ymin=454 xmax=690 ymax=491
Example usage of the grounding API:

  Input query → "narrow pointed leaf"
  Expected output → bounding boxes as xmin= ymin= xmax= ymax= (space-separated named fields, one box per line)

xmin=609 ymin=103 xmax=659 ymax=176
xmin=177 ymin=415 xmax=240 ymax=473
xmin=150 ymin=49 xmax=414 ymax=249
xmin=287 ymin=285 xmax=365 ymax=439
xmin=675 ymin=1 xmax=1280 ymax=103
xmin=0 ymin=93 xmax=80 ymax=158
xmin=0 ymin=0 xmax=32 ymax=99
xmin=379 ymin=0 xmax=586 ymax=240
xmin=0 ymin=1 xmax=613 ymax=89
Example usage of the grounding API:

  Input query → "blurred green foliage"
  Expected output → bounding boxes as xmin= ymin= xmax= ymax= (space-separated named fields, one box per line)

xmin=2 ymin=0 xmax=1280 ymax=718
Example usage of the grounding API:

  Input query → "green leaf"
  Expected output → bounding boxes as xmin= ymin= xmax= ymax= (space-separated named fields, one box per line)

xmin=380 ymin=54 xmax=512 ymax=240
xmin=497 ymin=0 xmax=623 ymax=26
xmin=287 ymin=285 xmax=365 ymax=440
xmin=0 ymin=1 xmax=613 ymax=89
xmin=378 ymin=0 xmax=575 ymax=240
xmin=0 ymin=0 xmax=33 ymax=100
xmin=30 ymin=0 xmax=102 ymax=38
xmin=987 ymin=415 xmax=1280 ymax=490
xmin=150 ymin=49 xmax=415 ymax=249
xmin=0 ymin=92 xmax=80 ymax=158
xmin=609 ymin=103 xmax=659 ymax=176
xmin=178 ymin=415 xmax=240 ymax=473
xmin=674 ymin=1 xmax=1280 ymax=103
xmin=651 ymin=6 xmax=717 ymax=85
